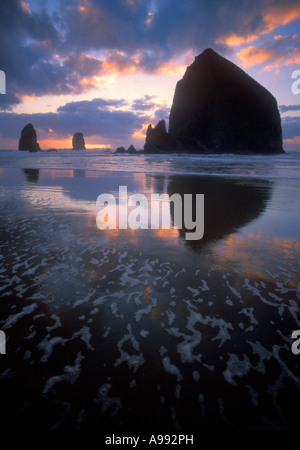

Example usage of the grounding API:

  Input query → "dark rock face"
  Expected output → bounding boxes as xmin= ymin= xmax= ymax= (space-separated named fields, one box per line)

xmin=18 ymin=123 xmax=41 ymax=152
xmin=72 ymin=132 xmax=86 ymax=150
xmin=144 ymin=120 xmax=178 ymax=153
xmin=168 ymin=48 xmax=283 ymax=154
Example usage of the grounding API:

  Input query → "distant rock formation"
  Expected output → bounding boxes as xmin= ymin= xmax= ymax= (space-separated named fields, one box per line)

xmin=144 ymin=120 xmax=178 ymax=153
xmin=18 ymin=123 xmax=41 ymax=152
xmin=47 ymin=148 xmax=57 ymax=152
xmin=145 ymin=48 xmax=284 ymax=154
xmin=72 ymin=132 xmax=86 ymax=150
xmin=127 ymin=144 xmax=137 ymax=154
xmin=115 ymin=144 xmax=143 ymax=154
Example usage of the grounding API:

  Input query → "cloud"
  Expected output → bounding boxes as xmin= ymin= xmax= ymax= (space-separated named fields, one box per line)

xmin=0 ymin=96 xmax=150 ymax=146
xmin=279 ymin=104 xmax=300 ymax=113
xmin=57 ymin=97 xmax=128 ymax=113
xmin=281 ymin=116 xmax=300 ymax=139
xmin=237 ymin=46 xmax=280 ymax=68
xmin=1 ymin=0 xmax=300 ymax=110
xmin=0 ymin=92 xmax=22 ymax=111
xmin=154 ymin=107 xmax=170 ymax=122
xmin=0 ymin=0 xmax=63 ymax=99
xmin=131 ymin=95 xmax=156 ymax=111
xmin=218 ymin=0 xmax=300 ymax=46
xmin=236 ymin=42 xmax=300 ymax=71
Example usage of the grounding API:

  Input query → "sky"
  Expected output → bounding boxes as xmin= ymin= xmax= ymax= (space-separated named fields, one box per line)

xmin=0 ymin=0 xmax=300 ymax=150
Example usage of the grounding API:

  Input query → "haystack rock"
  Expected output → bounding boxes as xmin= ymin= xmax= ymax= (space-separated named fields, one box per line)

xmin=146 ymin=48 xmax=284 ymax=154
xmin=18 ymin=123 xmax=41 ymax=152
xmin=72 ymin=132 xmax=86 ymax=150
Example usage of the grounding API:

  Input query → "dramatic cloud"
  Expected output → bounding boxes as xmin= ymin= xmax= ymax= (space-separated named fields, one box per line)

xmin=280 ymin=104 xmax=300 ymax=113
xmin=237 ymin=46 xmax=280 ymax=68
xmin=1 ymin=0 xmax=300 ymax=148
xmin=1 ymin=0 xmax=300 ymax=109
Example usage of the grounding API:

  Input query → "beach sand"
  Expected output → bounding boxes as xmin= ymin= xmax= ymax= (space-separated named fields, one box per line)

xmin=0 ymin=167 xmax=300 ymax=430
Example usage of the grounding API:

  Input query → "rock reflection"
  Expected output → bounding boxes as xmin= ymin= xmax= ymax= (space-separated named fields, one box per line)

xmin=166 ymin=175 xmax=273 ymax=250
xmin=22 ymin=168 xmax=39 ymax=183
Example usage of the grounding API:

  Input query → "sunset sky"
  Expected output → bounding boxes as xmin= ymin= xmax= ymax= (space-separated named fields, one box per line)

xmin=0 ymin=0 xmax=300 ymax=150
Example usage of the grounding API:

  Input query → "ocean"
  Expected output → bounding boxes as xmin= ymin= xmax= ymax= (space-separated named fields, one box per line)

xmin=0 ymin=149 xmax=300 ymax=430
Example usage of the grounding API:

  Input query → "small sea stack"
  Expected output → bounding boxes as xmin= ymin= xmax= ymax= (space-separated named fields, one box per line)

xmin=18 ymin=123 xmax=41 ymax=152
xmin=72 ymin=132 xmax=86 ymax=150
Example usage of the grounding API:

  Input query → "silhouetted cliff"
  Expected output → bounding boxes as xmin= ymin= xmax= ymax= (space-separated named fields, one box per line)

xmin=145 ymin=48 xmax=284 ymax=154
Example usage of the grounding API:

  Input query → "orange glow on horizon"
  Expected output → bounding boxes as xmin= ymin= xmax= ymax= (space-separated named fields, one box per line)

xmin=283 ymin=136 xmax=300 ymax=145
xmin=38 ymin=138 xmax=72 ymax=149
xmin=38 ymin=138 xmax=112 ymax=150
xmin=85 ymin=144 xmax=111 ymax=149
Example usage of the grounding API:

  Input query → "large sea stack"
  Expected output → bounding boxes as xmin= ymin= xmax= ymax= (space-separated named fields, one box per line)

xmin=18 ymin=123 xmax=41 ymax=152
xmin=145 ymin=48 xmax=284 ymax=154
xmin=72 ymin=132 xmax=86 ymax=150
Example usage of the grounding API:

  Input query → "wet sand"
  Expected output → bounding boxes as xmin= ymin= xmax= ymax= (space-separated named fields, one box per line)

xmin=0 ymin=168 xmax=300 ymax=430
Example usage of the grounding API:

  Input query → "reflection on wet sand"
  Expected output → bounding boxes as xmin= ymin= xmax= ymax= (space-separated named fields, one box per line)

xmin=20 ymin=169 xmax=273 ymax=253
xmin=22 ymin=168 xmax=39 ymax=183
xmin=0 ymin=167 xmax=297 ymax=430
xmin=167 ymin=174 xmax=273 ymax=250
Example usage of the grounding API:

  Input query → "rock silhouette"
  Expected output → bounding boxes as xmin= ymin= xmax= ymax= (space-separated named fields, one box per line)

xmin=72 ymin=132 xmax=86 ymax=150
xmin=144 ymin=120 xmax=178 ymax=153
xmin=127 ymin=144 xmax=137 ymax=154
xmin=18 ymin=123 xmax=41 ymax=152
xmin=115 ymin=144 xmax=143 ymax=154
xmin=145 ymin=48 xmax=284 ymax=154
